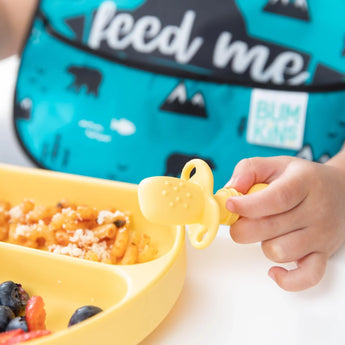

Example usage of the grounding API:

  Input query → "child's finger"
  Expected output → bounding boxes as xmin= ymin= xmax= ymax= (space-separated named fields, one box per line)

xmin=261 ymin=227 xmax=318 ymax=263
xmin=226 ymin=156 xmax=292 ymax=193
xmin=268 ymin=252 xmax=327 ymax=292
xmin=226 ymin=172 xmax=309 ymax=219
xmin=230 ymin=204 xmax=308 ymax=244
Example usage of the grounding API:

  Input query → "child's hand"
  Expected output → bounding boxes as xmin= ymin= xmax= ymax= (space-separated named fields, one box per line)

xmin=225 ymin=155 xmax=345 ymax=291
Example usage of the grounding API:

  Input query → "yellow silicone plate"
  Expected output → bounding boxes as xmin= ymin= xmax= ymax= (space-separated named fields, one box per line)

xmin=0 ymin=163 xmax=186 ymax=345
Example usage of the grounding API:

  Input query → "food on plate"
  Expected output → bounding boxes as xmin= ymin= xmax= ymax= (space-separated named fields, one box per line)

xmin=0 ymin=199 xmax=157 ymax=265
xmin=68 ymin=305 xmax=103 ymax=327
xmin=0 ymin=306 xmax=15 ymax=332
xmin=0 ymin=282 xmax=29 ymax=316
xmin=0 ymin=329 xmax=51 ymax=344
xmin=5 ymin=317 xmax=28 ymax=333
xmin=0 ymin=282 xmax=50 ymax=344
xmin=0 ymin=281 xmax=104 ymax=343
xmin=25 ymin=296 xmax=46 ymax=332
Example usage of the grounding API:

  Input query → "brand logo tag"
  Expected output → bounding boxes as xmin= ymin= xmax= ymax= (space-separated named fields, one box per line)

xmin=247 ymin=89 xmax=308 ymax=150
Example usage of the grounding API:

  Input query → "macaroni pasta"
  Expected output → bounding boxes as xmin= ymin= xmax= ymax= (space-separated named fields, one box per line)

xmin=0 ymin=199 xmax=157 ymax=265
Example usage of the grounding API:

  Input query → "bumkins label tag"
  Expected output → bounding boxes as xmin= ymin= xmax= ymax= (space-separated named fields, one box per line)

xmin=247 ymin=89 xmax=309 ymax=150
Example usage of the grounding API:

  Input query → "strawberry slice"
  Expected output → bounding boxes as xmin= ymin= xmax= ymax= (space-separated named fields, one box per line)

xmin=25 ymin=296 xmax=46 ymax=331
xmin=1 ymin=330 xmax=51 ymax=345
xmin=0 ymin=329 xmax=24 ymax=344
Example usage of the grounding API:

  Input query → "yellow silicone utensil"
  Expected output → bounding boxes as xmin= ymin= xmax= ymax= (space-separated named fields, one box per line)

xmin=138 ymin=159 xmax=267 ymax=249
xmin=0 ymin=163 xmax=186 ymax=345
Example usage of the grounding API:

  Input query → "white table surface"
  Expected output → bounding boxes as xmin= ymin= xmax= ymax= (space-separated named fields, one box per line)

xmin=1 ymin=56 xmax=345 ymax=345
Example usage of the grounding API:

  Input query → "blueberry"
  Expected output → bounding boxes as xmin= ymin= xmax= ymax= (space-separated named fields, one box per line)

xmin=6 ymin=316 xmax=28 ymax=332
xmin=0 ymin=281 xmax=29 ymax=315
xmin=0 ymin=305 xmax=15 ymax=332
xmin=68 ymin=305 xmax=103 ymax=327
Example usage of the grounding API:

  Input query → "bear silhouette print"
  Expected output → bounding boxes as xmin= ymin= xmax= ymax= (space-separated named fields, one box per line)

xmin=67 ymin=65 xmax=103 ymax=97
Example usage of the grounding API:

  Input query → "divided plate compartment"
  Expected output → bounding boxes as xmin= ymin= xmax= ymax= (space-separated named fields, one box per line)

xmin=0 ymin=164 xmax=186 ymax=345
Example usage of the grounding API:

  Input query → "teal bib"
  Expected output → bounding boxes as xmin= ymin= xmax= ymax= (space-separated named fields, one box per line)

xmin=14 ymin=0 xmax=345 ymax=189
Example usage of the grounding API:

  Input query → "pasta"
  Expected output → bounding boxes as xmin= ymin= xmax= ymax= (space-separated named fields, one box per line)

xmin=0 ymin=199 xmax=157 ymax=265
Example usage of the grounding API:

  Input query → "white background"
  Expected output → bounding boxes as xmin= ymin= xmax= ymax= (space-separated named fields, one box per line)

xmin=1 ymin=56 xmax=345 ymax=345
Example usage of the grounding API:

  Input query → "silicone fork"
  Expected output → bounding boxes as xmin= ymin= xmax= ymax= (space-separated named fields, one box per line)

xmin=138 ymin=159 xmax=267 ymax=249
